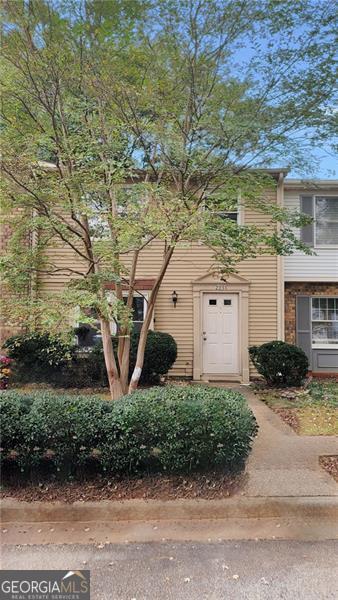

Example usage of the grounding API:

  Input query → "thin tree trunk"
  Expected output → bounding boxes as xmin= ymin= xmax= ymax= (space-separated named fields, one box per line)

xmin=128 ymin=246 xmax=175 ymax=393
xmin=100 ymin=316 xmax=123 ymax=400
xmin=119 ymin=336 xmax=131 ymax=393
xmin=118 ymin=249 xmax=139 ymax=394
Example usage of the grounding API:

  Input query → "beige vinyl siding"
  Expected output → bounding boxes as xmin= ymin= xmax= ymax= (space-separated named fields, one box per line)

xmin=36 ymin=191 xmax=280 ymax=378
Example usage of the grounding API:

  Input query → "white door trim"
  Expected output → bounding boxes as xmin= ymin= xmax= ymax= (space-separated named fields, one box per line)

xmin=202 ymin=292 xmax=239 ymax=374
xmin=192 ymin=272 xmax=250 ymax=383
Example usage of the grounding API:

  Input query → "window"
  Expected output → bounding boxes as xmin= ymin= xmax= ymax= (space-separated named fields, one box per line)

xmin=315 ymin=196 xmax=338 ymax=247
xmin=75 ymin=310 xmax=105 ymax=349
xmin=215 ymin=210 xmax=238 ymax=222
xmin=75 ymin=293 xmax=149 ymax=348
xmin=124 ymin=295 xmax=147 ymax=333
xmin=311 ymin=297 xmax=338 ymax=348
xmin=209 ymin=299 xmax=217 ymax=305
xmin=204 ymin=194 xmax=241 ymax=224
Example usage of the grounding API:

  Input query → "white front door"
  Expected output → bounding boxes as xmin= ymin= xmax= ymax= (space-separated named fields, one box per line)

xmin=202 ymin=293 xmax=239 ymax=374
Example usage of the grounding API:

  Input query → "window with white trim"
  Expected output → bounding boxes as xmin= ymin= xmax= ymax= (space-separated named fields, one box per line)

xmin=204 ymin=194 xmax=242 ymax=224
xmin=311 ymin=297 xmax=338 ymax=348
xmin=315 ymin=196 xmax=338 ymax=246
xmin=123 ymin=294 xmax=148 ymax=334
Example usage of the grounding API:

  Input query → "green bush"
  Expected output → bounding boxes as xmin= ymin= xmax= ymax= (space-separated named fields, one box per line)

xmin=129 ymin=330 xmax=178 ymax=383
xmin=50 ymin=352 xmax=108 ymax=388
xmin=249 ymin=340 xmax=309 ymax=387
xmin=3 ymin=333 xmax=75 ymax=383
xmin=4 ymin=330 xmax=177 ymax=387
xmin=0 ymin=386 xmax=258 ymax=479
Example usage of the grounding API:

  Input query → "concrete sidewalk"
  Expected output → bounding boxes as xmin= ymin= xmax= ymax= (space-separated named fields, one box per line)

xmin=237 ymin=386 xmax=338 ymax=497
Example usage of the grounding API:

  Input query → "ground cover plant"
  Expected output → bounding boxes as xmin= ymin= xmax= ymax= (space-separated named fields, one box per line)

xmin=256 ymin=379 xmax=338 ymax=435
xmin=0 ymin=386 xmax=258 ymax=484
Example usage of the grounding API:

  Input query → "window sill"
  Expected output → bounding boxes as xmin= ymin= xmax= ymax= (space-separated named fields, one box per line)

xmin=314 ymin=245 xmax=338 ymax=249
xmin=312 ymin=344 xmax=338 ymax=350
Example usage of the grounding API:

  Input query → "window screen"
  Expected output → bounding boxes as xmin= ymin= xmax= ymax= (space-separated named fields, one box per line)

xmin=315 ymin=197 xmax=338 ymax=246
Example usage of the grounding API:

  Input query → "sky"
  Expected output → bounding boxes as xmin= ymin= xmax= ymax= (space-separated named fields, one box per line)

xmin=287 ymin=148 xmax=337 ymax=180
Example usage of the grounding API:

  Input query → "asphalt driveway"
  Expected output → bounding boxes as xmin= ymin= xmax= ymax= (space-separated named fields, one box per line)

xmin=2 ymin=540 xmax=338 ymax=599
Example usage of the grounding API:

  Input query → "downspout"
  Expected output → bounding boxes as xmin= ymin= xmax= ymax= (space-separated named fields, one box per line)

xmin=276 ymin=172 xmax=285 ymax=340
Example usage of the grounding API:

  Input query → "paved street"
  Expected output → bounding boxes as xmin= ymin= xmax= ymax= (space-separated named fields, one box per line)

xmin=2 ymin=540 xmax=337 ymax=599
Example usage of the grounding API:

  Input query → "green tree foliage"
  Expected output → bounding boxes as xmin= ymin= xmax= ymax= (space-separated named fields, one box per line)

xmin=0 ymin=1 xmax=336 ymax=397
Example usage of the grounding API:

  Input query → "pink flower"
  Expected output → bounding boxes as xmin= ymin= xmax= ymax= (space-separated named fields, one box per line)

xmin=0 ymin=356 xmax=11 ymax=365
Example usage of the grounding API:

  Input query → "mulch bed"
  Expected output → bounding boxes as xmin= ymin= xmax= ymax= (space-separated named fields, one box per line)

xmin=274 ymin=407 xmax=300 ymax=433
xmin=319 ymin=456 xmax=338 ymax=483
xmin=0 ymin=472 xmax=246 ymax=503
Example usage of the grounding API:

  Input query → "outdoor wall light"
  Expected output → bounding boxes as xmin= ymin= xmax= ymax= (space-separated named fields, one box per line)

xmin=172 ymin=290 xmax=178 ymax=307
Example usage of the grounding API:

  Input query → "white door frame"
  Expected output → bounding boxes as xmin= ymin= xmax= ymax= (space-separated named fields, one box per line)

xmin=192 ymin=272 xmax=250 ymax=383
xmin=202 ymin=292 xmax=239 ymax=375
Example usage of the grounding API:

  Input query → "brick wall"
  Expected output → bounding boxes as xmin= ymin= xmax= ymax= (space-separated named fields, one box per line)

xmin=285 ymin=282 xmax=338 ymax=343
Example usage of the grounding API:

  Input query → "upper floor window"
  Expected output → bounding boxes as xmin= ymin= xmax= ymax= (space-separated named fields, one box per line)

xmin=315 ymin=197 xmax=338 ymax=246
xmin=204 ymin=195 xmax=241 ymax=224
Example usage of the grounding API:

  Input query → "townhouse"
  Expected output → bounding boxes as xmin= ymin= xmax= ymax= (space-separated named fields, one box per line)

xmin=284 ymin=179 xmax=338 ymax=374
xmin=1 ymin=172 xmax=337 ymax=380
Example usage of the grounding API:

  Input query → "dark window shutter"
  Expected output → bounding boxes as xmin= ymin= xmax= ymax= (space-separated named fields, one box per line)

xmin=300 ymin=196 xmax=314 ymax=246
xmin=296 ymin=296 xmax=312 ymax=367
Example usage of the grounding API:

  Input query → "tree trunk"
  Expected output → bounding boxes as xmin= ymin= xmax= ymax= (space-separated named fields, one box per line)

xmin=119 ymin=335 xmax=131 ymax=394
xmin=100 ymin=317 xmax=123 ymax=400
xmin=128 ymin=246 xmax=175 ymax=393
xmin=118 ymin=249 xmax=139 ymax=394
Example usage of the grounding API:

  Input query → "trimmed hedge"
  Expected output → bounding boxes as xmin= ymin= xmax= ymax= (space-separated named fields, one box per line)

xmin=249 ymin=340 xmax=309 ymax=387
xmin=4 ymin=330 xmax=177 ymax=387
xmin=0 ymin=386 xmax=258 ymax=479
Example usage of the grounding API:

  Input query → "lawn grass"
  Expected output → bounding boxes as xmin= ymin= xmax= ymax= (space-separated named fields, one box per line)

xmin=258 ymin=379 xmax=338 ymax=436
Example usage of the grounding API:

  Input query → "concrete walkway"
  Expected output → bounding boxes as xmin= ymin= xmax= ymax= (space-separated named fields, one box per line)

xmin=236 ymin=386 xmax=338 ymax=497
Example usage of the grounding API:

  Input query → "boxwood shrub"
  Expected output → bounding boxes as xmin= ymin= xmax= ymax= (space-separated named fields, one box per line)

xmin=0 ymin=386 xmax=257 ymax=480
xmin=249 ymin=340 xmax=309 ymax=387
xmin=4 ymin=330 xmax=177 ymax=387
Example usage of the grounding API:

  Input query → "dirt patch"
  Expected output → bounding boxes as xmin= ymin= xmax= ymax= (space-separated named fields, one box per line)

xmin=320 ymin=456 xmax=338 ymax=483
xmin=0 ymin=472 xmax=246 ymax=503
xmin=274 ymin=408 xmax=300 ymax=433
xmin=256 ymin=380 xmax=338 ymax=435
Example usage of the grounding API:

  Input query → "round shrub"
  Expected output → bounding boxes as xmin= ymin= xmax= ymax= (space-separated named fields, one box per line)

xmin=249 ymin=340 xmax=309 ymax=387
xmin=0 ymin=386 xmax=258 ymax=479
xmin=3 ymin=333 xmax=75 ymax=382
xmin=129 ymin=330 xmax=178 ymax=383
